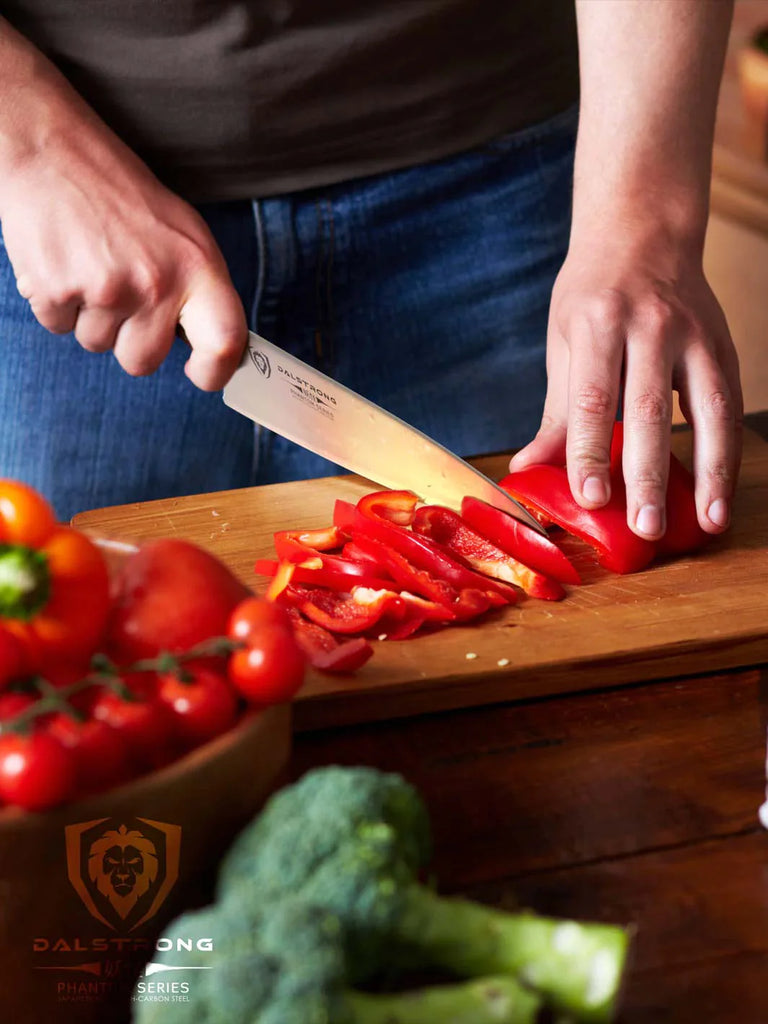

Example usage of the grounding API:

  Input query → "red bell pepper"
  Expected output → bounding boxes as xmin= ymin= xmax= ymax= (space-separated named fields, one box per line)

xmin=500 ymin=465 xmax=657 ymax=574
xmin=459 ymin=496 xmax=580 ymax=585
xmin=335 ymin=494 xmax=518 ymax=604
xmin=285 ymin=607 xmax=374 ymax=673
xmin=255 ymin=558 xmax=394 ymax=593
xmin=412 ymin=505 xmax=566 ymax=601
xmin=342 ymin=532 xmax=506 ymax=621
xmin=272 ymin=525 xmax=396 ymax=584
xmin=501 ymin=421 xmax=709 ymax=575
xmin=608 ymin=421 xmax=708 ymax=559
xmin=278 ymin=582 xmax=407 ymax=634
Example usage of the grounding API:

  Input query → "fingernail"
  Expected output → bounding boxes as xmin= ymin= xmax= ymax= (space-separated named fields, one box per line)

xmin=707 ymin=498 xmax=729 ymax=528
xmin=582 ymin=475 xmax=609 ymax=504
xmin=636 ymin=504 xmax=663 ymax=537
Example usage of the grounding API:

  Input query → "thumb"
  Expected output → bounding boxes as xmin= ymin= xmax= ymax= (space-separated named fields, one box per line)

xmin=178 ymin=268 xmax=248 ymax=391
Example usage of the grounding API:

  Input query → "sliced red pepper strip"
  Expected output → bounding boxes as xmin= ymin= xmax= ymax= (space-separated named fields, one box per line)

xmin=499 ymin=466 xmax=657 ymax=574
xmin=460 ymin=496 xmax=580 ymax=585
xmin=255 ymin=558 xmax=394 ymax=593
xmin=273 ymin=525 xmax=347 ymax=557
xmin=345 ymin=533 xmax=502 ymax=620
xmin=286 ymin=608 xmax=374 ymax=673
xmin=265 ymin=559 xmax=296 ymax=601
xmin=609 ymin=421 xmax=709 ymax=559
xmin=356 ymin=489 xmax=418 ymax=526
xmin=412 ymin=506 xmax=565 ymax=601
xmin=335 ymin=498 xmax=518 ymax=604
xmin=279 ymin=582 xmax=406 ymax=634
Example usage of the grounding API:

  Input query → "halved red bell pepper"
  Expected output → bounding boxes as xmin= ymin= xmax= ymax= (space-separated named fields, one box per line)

xmin=285 ymin=607 xmax=374 ymax=673
xmin=608 ymin=421 xmax=709 ymax=559
xmin=335 ymin=495 xmax=518 ymax=604
xmin=412 ymin=505 xmax=566 ymax=601
xmin=459 ymin=496 xmax=580 ymax=585
xmin=500 ymin=465 xmax=657 ymax=574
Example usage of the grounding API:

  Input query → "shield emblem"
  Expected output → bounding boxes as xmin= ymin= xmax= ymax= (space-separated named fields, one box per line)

xmin=65 ymin=817 xmax=181 ymax=932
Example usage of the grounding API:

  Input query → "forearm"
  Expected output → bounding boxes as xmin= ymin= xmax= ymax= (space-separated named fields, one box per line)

xmin=0 ymin=16 xmax=147 ymax=211
xmin=573 ymin=0 xmax=734 ymax=248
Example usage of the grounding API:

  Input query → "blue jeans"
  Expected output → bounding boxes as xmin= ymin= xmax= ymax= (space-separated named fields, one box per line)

xmin=0 ymin=106 xmax=576 ymax=521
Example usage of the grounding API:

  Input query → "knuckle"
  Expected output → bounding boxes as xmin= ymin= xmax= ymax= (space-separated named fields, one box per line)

xmin=639 ymin=295 xmax=675 ymax=336
xmin=628 ymin=391 xmax=670 ymax=426
xmin=705 ymin=461 xmax=733 ymax=487
xmin=629 ymin=466 xmax=666 ymax=493
xmin=584 ymin=289 xmax=626 ymax=331
xmin=570 ymin=442 xmax=610 ymax=471
xmin=88 ymin=276 xmax=123 ymax=309
xmin=134 ymin=261 xmax=172 ymax=307
xmin=573 ymin=383 xmax=614 ymax=420
xmin=701 ymin=389 xmax=733 ymax=423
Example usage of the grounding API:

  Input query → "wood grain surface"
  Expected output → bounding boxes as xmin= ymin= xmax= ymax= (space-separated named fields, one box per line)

xmin=73 ymin=426 xmax=768 ymax=731
xmin=291 ymin=666 xmax=768 ymax=1024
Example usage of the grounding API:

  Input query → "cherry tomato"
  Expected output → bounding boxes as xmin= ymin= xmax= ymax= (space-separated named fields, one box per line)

xmin=45 ymin=713 xmax=131 ymax=796
xmin=0 ymin=690 xmax=35 ymax=723
xmin=228 ymin=629 xmax=306 ymax=705
xmin=227 ymin=597 xmax=293 ymax=645
xmin=157 ymin=665 xmax=239 ymax=750
xmin=0 ymin=730 xmax=76 ymax=811
xmin=105 ymin=538 xmax=250 ymax=662
xmin=91 ymin=675 xmax=174 ymax=772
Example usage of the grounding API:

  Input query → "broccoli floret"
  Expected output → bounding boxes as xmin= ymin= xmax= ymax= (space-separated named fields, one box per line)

xmin=134 ymin=899 xmax=540 ymax=1024
xmin=217 ymin=766 xmax=630 ymax=1022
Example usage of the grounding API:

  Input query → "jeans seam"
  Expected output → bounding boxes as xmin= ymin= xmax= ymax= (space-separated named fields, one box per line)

xmin=249 ymin=199 xmax=267 ymax=480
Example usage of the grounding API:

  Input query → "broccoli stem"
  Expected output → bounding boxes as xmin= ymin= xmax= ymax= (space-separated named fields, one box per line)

xmin=396 ymin=887 xmax=630 ymax=1023
xmin=345 ymin=975 xmax=540 ymax=1024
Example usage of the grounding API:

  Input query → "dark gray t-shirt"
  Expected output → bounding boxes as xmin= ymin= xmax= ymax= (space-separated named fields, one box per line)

xmin=4 ymin=0 xmax=579 ymax=200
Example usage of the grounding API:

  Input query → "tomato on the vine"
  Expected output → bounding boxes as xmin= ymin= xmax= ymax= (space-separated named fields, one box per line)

xmin=0 ymin=730 xmax=77 ymax=811
xmin=91 ymin=674 xmax=175 ymax=772
xmin=227 ymin=597 xmax=293 ymax=644
xmin=45 ymin=713 xmax=131 ymax=796
xmin=157 ymin=665 xmax=239 ymax=750
xmin=228 ymin=630 xmax=306 ymax=705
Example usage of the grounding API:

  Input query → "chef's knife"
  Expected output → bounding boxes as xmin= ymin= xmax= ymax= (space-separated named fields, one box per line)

xmin=222 ymin=332 xmax=546 ymax=534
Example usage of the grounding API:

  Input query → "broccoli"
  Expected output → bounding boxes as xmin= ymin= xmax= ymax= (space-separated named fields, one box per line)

xmin=134 ymin=899 xmax=541 ymax=1024
xmin=216 ymin=766 xmax=630 ymax=1022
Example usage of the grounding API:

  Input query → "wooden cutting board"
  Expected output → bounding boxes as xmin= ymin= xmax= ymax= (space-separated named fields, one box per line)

xmin=73 ymin=425 xmax=768 ymax=731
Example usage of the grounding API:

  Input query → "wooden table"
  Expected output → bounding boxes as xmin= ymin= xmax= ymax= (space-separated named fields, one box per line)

xmin=73 ymin=415 xmax=768 ymax=1023
xmin=288 ymin=420 xmax=768 ymax=1024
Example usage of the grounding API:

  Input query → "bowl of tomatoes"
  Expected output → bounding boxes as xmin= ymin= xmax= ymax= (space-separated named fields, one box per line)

xmin=0 ymin=482 xmax=304 ymax=1024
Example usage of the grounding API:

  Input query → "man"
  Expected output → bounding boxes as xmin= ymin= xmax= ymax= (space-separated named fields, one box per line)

xmin=0 ymin=0 xmax=741 ymax=538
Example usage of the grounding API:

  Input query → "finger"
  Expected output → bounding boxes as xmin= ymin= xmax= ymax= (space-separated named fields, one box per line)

xmin=509 ymin=330 xmax=569 ymax=471
xmin=621 ymin=334 xmax=673 ymax=540
xmin=178 ymin=269 xmax=247 ymax=391
xmin=74 ymin=307 xmax=125 ymax=353
xmin=28 ymin=296 xmax=81 ymax=335
xmin=565 ymin=306 xmax=624 ymax=508
xmin=112 ymin=306 xmax=177 ymax=377
xmin=677 ymin=346 xmax=741 ymax=534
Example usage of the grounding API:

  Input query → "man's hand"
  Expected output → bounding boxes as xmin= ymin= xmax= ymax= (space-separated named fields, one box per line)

xmin=0 ymin=18 xmax=247 ymax=391
xmin=511 ymin=229 xmax=742 ymax=540
xmin=511 ymin=0 xmax=741 ymax=541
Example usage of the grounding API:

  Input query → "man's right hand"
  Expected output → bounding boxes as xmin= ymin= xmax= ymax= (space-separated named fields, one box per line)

xmin=0 ymin=18 xmax=247 ymax=391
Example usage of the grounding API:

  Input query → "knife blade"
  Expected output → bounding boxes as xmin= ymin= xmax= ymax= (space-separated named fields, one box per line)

xmin=222 ymin=332 xmax=546 ymax=534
